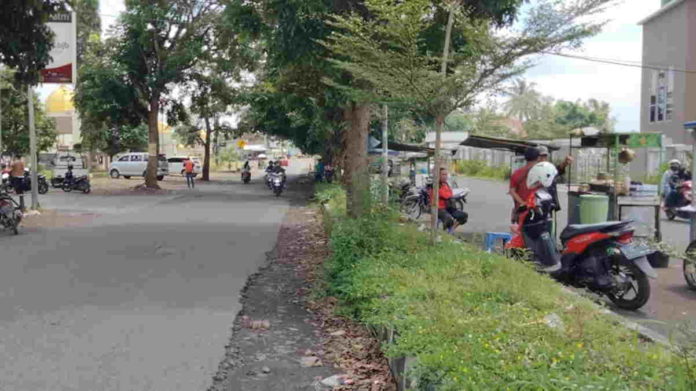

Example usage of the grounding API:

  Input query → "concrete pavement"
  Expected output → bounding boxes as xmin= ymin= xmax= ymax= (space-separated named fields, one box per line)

xmin=0 ymin=164 xmax=306 ymax=390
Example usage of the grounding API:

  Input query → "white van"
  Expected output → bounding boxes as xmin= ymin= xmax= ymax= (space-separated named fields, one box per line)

xmin=109 ymin=153 xmax=169 ymax=180
xmin=168 ymin=156 xmax=202 ymax=177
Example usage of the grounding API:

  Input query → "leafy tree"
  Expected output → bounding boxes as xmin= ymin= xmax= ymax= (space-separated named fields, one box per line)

xmin=524 ymin=98 xmax=615 ymax=139
xmin=0 ymin=81 xmax=56 ymax=155
xmin=503 ymin=79 xmax=542 ymax=122
xmin=74 ymin=0 xmax=101 ymax=66
xmin=0 ymin=0 xmax=69 ymax=83
xmin=326 ymin=0 xmax=610 ymax=234
xmin=74 ymin=37 xmax=148 ymax=159
xmin=116 ymin=0 xmax=220 ymax=188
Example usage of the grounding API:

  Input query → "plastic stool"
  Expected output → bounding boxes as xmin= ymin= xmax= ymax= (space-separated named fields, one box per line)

xmin=484 ymin=232 xmax=513 ymax=253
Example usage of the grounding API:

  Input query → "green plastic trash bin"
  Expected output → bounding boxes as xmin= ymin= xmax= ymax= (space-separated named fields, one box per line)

xmin=579 ymin=194 xmax=609 ymax=224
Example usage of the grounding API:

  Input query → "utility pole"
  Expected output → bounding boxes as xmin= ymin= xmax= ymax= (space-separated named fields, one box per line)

xmin=27 ymin=86 xmax=39 ymax=210
xmin=381 ymin=105 xmax=389 ymax=205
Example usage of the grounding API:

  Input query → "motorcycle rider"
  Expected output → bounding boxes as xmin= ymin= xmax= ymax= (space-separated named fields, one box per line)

xmin=65 ymin=164 xmax=75 ymax=187
xmin=509 ymin=147 xmax=540 ymax=223
xmin=429 ymin=167 xmax=468 ymax=234
xmin=518 ymin=161 xmax=561 ymax=273
xmin=662 ymin=159 xmax=691 ymax=207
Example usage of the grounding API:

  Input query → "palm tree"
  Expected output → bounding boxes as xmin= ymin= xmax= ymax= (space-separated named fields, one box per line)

xmin=503 ymin=79 xmax=542 ymax=122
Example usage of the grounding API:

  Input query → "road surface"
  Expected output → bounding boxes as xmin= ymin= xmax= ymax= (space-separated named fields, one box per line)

xmin=453 ymin=177 xmax=696 ymax=339
xmin=0 ymin=163 xmax=306 ymax=390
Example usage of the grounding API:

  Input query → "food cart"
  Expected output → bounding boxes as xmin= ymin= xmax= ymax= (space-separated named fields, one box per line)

xmin=566 ymin=131 xmax=663 ymax=243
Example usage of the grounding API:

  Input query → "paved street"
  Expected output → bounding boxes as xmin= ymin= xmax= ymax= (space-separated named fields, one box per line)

xmin=454 ymin=177 xmax=696 ymax=339
xmin=0 ymin=163 xmax=306 ymax=390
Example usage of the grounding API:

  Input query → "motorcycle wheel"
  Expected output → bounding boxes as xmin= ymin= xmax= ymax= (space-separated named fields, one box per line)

xmin=606 ymin=261 xmax=650 ymax=310
xmin=401 ymin=199 xmax=422 ymax=220
xmin=62 ymin=183 xmax=73 ymax=192
xmin=683 ymin=241 xmax=696 ymax=291
xmin=38 ymin=181 xmax=49 ymax=194
xmin=82 ymin=184 xmax=91 ymax=194
xmin=274 ymin=188 xmax=282 ymax=197
xmin=455 ymin=199 xmax=465 ymax=211
xmin=666 ymin=209 xmax=676 ymax=220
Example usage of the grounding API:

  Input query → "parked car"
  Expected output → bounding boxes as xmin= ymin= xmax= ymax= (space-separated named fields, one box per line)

xmin=168 ymin=156 xmax=202 ymax=177
xmin=109 ymin=153 xmax=168 ymax=180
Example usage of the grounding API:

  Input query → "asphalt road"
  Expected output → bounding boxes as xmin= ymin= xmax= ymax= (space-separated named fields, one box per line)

xmin=453 ymin=177 xmax=696 ymax=339
xmin=0 ymin=163 xmax=306 ymax=390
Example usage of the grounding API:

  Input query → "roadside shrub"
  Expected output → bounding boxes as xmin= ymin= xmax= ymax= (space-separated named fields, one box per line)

xmin=453 ymin=160 xmax=510 ymax=181
xmin=319 ymin=185 xmax=696 ymax=389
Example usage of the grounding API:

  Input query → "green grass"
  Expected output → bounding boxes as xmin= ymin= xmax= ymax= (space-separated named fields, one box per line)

xmin=453 ymin=160 xmax=510 ymax=181
xmin=317 ymin=184 xmax=696 ymax=390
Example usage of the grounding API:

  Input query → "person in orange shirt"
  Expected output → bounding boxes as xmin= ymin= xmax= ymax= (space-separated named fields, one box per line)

xmin=184 ymin=157 xmax=195 ymax=189
xmin=429 ymin=167 xmax=468 ymax=233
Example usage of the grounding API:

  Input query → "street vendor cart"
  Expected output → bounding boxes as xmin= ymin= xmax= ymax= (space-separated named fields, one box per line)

xmin=566 ymin=130 xmax=664 ymax=244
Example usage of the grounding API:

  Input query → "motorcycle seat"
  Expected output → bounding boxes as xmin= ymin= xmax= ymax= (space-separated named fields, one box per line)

xmin=560 ymin=221 xmax=630 ymax=241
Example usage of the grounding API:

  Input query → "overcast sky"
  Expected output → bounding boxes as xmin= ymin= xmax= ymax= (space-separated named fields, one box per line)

xmin=41 ymin=0 xmax=662 ymax=133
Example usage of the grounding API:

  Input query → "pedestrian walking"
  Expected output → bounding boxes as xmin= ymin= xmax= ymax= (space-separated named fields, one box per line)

xmin=184 ymin=157 xmax=195 ymax=189
xmin=10 ymin=155 xmax=25 ymax=210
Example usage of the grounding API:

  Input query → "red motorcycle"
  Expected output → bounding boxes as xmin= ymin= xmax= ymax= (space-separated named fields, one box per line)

xmin=665 ymin=180 xmax=693 ymax=220
xmin=507 ymin=188 xmax=657 ymax=311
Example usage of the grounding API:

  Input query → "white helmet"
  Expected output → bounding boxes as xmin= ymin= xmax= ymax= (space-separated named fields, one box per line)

xmin=526 ymin=162 xmax=558 ymax=189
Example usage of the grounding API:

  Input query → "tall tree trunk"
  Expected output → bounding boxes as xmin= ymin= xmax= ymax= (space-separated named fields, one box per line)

xmin=343 ymin=103 xmax=371 ymax=218
xmin=431 ymin=6 xmax=456 ymax=243
xmin=213 ymin=117 xmax=220 ymax=168
xmin=203 ymin=114 xmax=212 ymax=181
xmin=145 ymin=97 xmax=160 ymax=188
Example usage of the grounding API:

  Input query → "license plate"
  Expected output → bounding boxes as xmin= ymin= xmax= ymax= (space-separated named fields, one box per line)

xmin=620 ymin=244 xmax=654 ymax=260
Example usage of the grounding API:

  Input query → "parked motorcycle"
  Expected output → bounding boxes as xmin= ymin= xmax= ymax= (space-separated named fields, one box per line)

xmin=507 ymin=187 xmax=656 ymax=311
xmin=400 ymin=181 xmax=469 ymax=221
xmin=62 ymin=169 xmax=91 ymax=194
xmin=665 ymin=180 xmax=692 ymax=220
xmin=270 ymin=172 xmax=284 ymax=196
xmin=2 ymin=169 xmax=49 ymax=194
xmin=0 ymin=191 xmax=22 ymax=235
xmin=242 ymin=169 xmax=251 ymax=184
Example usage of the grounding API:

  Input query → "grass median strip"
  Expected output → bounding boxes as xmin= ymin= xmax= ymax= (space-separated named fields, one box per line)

xmin=316 ymin=184 xmax=696 ymax=390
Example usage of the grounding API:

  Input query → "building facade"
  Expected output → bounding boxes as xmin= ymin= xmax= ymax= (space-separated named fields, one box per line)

xmin=639 ymin=0 xmax=696 ymax=145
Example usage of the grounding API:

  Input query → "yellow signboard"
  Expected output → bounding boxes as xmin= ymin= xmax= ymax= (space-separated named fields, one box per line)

xmin=237 ymin=140 xmax=247 ymax=149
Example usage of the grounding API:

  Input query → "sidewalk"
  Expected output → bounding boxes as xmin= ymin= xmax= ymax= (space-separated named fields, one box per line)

xmin=208 ymin=182 xmax=394 ymax=391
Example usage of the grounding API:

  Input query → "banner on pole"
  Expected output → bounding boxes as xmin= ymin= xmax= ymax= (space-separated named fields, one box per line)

xmin=40 ymin=12 xmax=77 ymax=84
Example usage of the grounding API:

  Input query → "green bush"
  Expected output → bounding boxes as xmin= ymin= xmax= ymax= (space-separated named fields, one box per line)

xmin=316 ymin=185 xmax=696 ymax=390
xmin=454 ymin=160 xmax=510 ymax=181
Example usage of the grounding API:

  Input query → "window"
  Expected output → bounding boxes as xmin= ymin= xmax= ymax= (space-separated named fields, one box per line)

xmin=131 ymin=155 xmax=143 ymax=162
xmin=169 ymin=158 xmax=182 ymax=163
xmin=649 ymin=68 xmax=675 ymax=123
xmin=118 ymin=155 xmax=130 ymax=162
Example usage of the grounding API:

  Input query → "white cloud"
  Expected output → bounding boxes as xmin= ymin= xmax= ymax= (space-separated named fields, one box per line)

xmin=516 ymin=0 xmax=662 ymax=133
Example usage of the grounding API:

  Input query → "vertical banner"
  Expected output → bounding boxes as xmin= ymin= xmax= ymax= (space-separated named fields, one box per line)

xmin=40 ymin=11 xmax=77 ymax=84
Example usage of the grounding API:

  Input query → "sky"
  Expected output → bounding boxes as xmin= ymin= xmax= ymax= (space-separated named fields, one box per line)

xmin=40 ymin=0 xmax=663 ymax=133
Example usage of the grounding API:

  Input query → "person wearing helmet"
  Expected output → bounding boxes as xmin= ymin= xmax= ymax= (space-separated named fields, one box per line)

xmin=521 ymin=161 xmax=561 ymax=273
xmin=662 ymin=159 xmax=692 ymax=207
xmin=509 ymin=147 xmax=540 ymax=222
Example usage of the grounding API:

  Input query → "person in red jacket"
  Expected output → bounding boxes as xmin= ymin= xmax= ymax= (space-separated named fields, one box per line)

xmin=430 ymin=167 xmax=468 ymax=233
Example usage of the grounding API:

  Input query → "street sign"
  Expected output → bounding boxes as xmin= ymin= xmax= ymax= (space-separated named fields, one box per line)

xmin=237 ymin=140 xmax=247 ymax=149
xmin=40 ymin=12 xmax=77 ymax=84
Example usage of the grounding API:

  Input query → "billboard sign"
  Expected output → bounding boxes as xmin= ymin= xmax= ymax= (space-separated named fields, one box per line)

xmin=40 ymin=12 xmax=77 ymax=84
